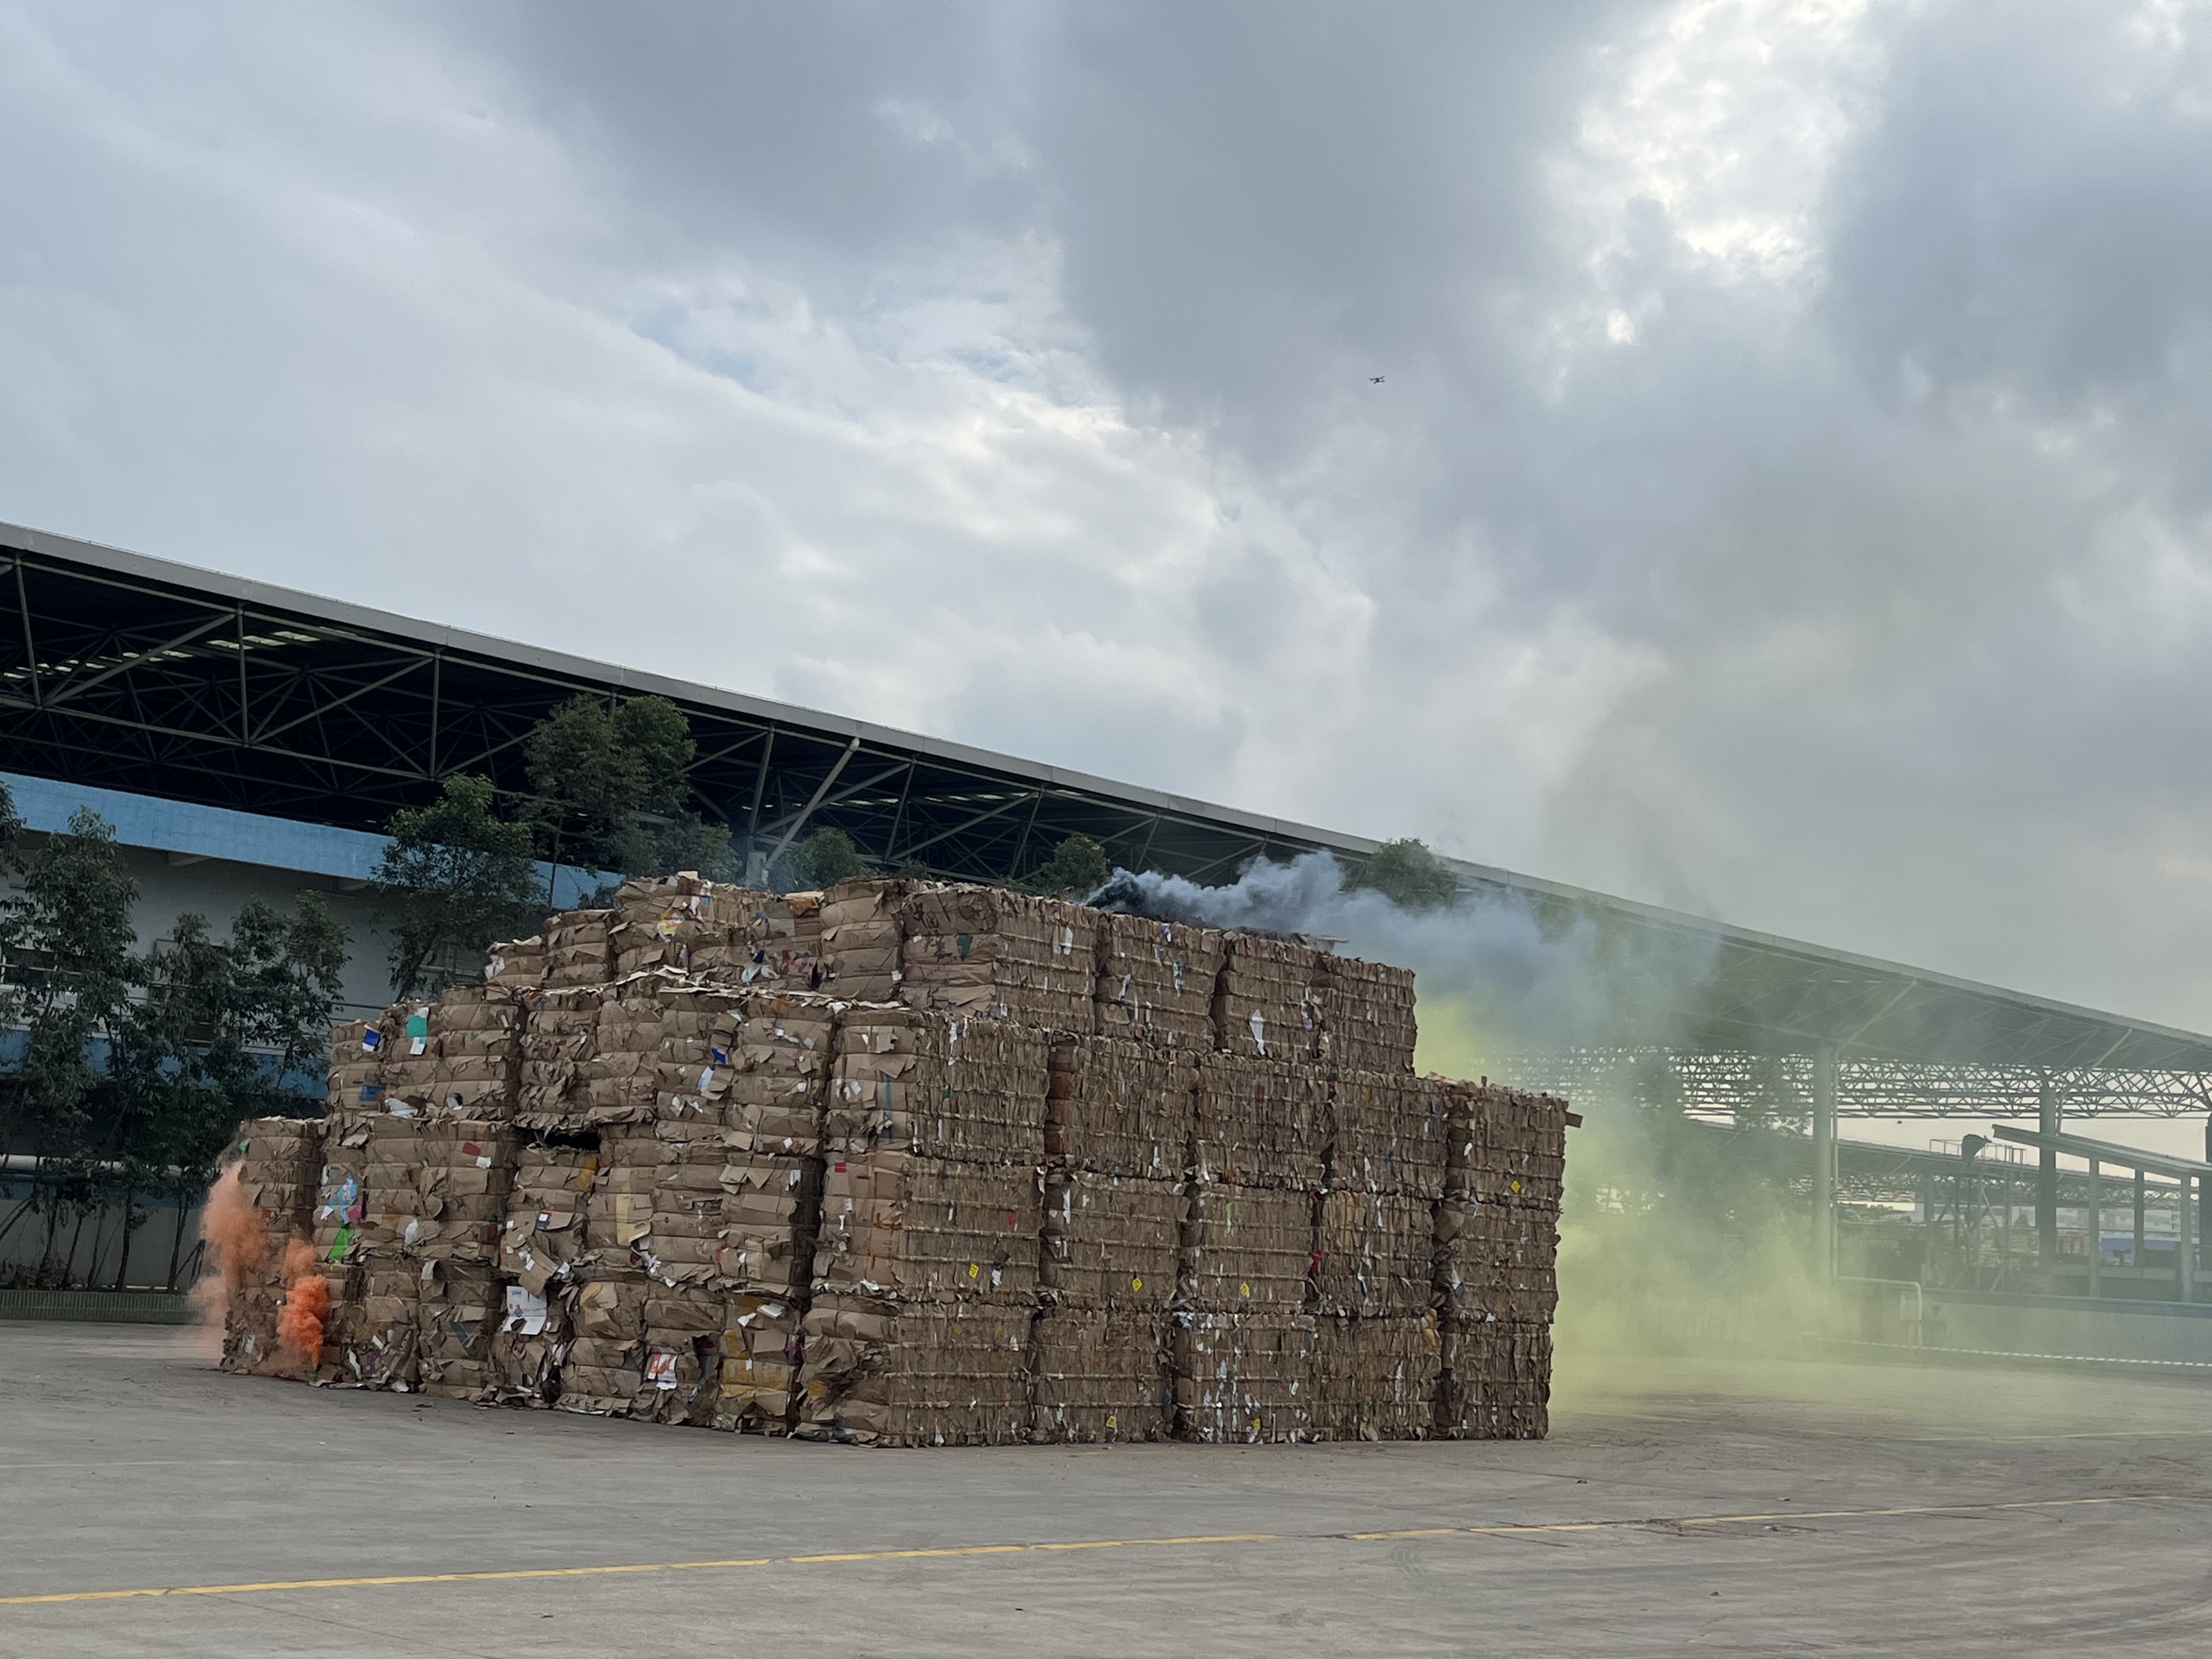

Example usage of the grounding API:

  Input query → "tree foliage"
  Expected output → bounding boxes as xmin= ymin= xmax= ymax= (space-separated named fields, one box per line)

xmin=773 ymin=825 xmax=866 ymax=893
xmin=1344 ymin=837 xmax=1460 ymax=912
xmin=1027 ymin=833 xmax=1110 ymax=899
xmin=522 ymin=693 xmax=733 ymax=879
xmin=373 ymin=774 xmax=540 ymax=996
xmin=0 ymin=787 xmax=351 ymax=1286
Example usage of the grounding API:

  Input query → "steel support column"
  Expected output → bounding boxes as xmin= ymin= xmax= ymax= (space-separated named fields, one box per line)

xmin=1813 ymin=1045 xmax=1837 ymax=1282
xmin=2037 ymin=1074 xmax=2059 ymax=1268
xmin=2087 ymin=1160 xmax=2102 ymax=1297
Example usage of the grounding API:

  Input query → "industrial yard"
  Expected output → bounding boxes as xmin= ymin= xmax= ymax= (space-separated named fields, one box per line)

xmin=4 ymin=1320 xmax=2205 ymax=1654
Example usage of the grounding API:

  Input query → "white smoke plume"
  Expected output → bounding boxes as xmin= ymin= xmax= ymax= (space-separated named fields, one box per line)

xmin=1093 ymin=851 xmax=1719 ymax=1065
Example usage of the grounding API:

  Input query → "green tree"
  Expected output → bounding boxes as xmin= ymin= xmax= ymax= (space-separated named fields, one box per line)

xmin=374 ymin=775 xmax=540 ymax=996
xmin=0 ymin=806 xmax=140 ymax=1172
xmin=0 ymin=806 xmax=142 ymax=1283
xmin=1027 ymin=833 xmax=1111 ymax=899
xmin=1345 ymin=838 xmax=1460 ymax=912
xmin=106 ymin=897 xmax=349 ymax=1284
xmin=523 ymin=693 xmax=733 ymax=878
xmin=772 ymin=825 xmax=867 ymax=892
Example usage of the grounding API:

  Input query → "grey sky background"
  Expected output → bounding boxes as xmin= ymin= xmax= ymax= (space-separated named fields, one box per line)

xmin=4 ymin=2 xmax=2210 ymax=1029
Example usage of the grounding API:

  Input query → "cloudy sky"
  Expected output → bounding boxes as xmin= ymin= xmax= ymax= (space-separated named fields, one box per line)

xmin=4 ymin=1 xmax=2210 ymax=1027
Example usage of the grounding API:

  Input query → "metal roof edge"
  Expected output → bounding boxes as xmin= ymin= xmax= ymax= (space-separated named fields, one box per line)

xmin=12 ymin=517 xmax=2212 ymax=1058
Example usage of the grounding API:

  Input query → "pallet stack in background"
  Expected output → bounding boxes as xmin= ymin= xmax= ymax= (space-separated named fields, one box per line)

xmin=224 ymin=872 xmax=1571 ymax=1445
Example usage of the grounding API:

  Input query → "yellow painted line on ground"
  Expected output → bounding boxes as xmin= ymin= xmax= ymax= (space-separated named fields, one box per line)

xmin=0 ymin=1498 xmax=2179 ymax=1607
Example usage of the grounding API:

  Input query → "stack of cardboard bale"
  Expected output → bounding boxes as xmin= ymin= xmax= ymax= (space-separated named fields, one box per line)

xmin=1432 ymin=1081 xmax=1568 ymax=1440
xmin=1174 ymin=1053 xmax=1329 ymax=1442
xmin=409 ymin=1121 xmax=518 ymax=1399
xmin=215 ymin=1117 xmax=325 ymax=1376
xmin=800 ymin=1004 xmax=1046 ymax=1445
xmin=1311 ymin=1071 xmax=1444 ymax=1440
xmin=1032 ymin=1037 xmax=1190 ymax=1442
xmin=492 ymin=1138 xmax=597 ymax=1404
xmin=1094 ymin=913 xmax=1222 ymax=1049
xmin=704 ymin=989 xmax=837 ymax=1431
xmin=251 ymin=870 xmax=1573 ymax=1444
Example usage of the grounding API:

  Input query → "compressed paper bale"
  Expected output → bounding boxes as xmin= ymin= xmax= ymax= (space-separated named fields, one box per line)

xmin=1210 ymin=933 xmax=1324 ymax=1062
xmin=898 ymin=885 xmax=1097 ymax=1030
xmin=320 ymin=1256 xmax=423 ymax=1390
xmin=499 ymin=1142 xmax=600 ymax=1295
xmin=1039 ymin=1170 xmax=1183 ymax=1311
xmin=1046 ymin=1035 xmax=1194 ymax=1180
xmin=1442 ymin=1082 xmax=1570 ymax=1210
xmin=557 ymin=1273 xmax=652 ymax=1413
xmin=415 ymin=1258 xmax=503 ymax=1398
xmin=484 ymin=1269 xmax=568 ymax=1407
xmin=814 ymin=1150 xmax=1040 ymax=1305
xmin=1177 ymin=1181 xmax=1313 ymax=1313
xmin=1310 ymin=1314 xmax=1438 ymax=1441
xmin=632 ymin=1284 xmax=727 ymax=1425
xmin=1325 ymin=1071 xmax=1447 ymax=1199
xmin=1029 ymin=1309 xmax=1170 ymax=1443
xmin=1314 ymin=954 xmax=1419 ymax=1076
xmin=412 ymin=985 xmax=527 ymax=1121
xmin=705 ymin=891 xmax=823 ymax=991
xmin=582 ymin=1131 xmax=665 ymax=1272
xmin=817 ymin=878 xmax=928 ymax=1003
xmin=614 ymin=872 xmax=762 ymax=929
xmin=795 ymin=1293 xmax=1032 ymax=1447
xmin=326 ymin=1019 xmax=388 ymax=1112
xmin=1191 ymin=1053 xmax=1328 ymax=1191
xmin=484 ymin=934 xmax=546 ymax=989
xmin=514 ymin=986 xmax=607 ymax=1127
xmin=642 ymin=983 xmax=747 ymax=1127
xmin=1170 ymin=1311 xmax=1318 ymax=1443
xmin=544 ymin=910 xmax=616 ymax=988
xmin=308 ymin=1111 xmax=375 ymax=1262
xmin=1311 ymin=1189 xmax=1434 ymax=1317
xmin=375 ymin=999 xmax=440 ymax=1111
xmin=826 ymin=1006 xmax=1049 ymax=1165
xmin=1093 ymin=912 xmax=1223 ymax=1051
xmin=217 ymin=1115 xmax=330 ymax=1378
xmin=718 ymin=1291 xmax=805 ymax=1434
xmin=712 ymin=1155 xmax=821 ymax=1295
xmin=1435 ymin=1315 xmax=1551 ymax=1440
xmin=397 ymin=1122 xmax=519 ymax=1262
xmin=231 ymin=1117 xmax=324 ymax=1230
xmin=1432 ymin=1199 xmax=1559 ymax=1324
xmin=699 ymin=989 xmax=836 ymax=1155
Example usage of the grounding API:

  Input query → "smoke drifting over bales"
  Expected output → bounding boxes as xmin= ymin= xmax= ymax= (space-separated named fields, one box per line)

xmin=1101 ymin=853 xmax=1820 ymax=1371
xmin=1095 ymin=851 xmax=1717 ymax=1068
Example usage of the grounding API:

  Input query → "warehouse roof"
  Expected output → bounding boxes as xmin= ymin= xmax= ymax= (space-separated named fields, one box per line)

xmin=6 ymin=517 xmax=2210 ymax=1075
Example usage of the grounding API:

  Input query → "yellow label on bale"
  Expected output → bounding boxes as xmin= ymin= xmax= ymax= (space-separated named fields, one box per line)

xmin=1105 ymin=1414 xmax=1118 ymax=1430
xmin=1239 ymin=1282 xmax=1250 ymax=1297
xmin=968 ymin=1262 xmax=980 ymax=1278
xmin=1132 ymin=1276 xmax=1143 ymax=1292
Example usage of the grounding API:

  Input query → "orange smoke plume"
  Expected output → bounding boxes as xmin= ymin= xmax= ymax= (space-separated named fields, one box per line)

xmin=190 ymin=1163 xmax=268 ymax=1330
xmin=276 ymin=1239 xmax=329 ymax=1370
